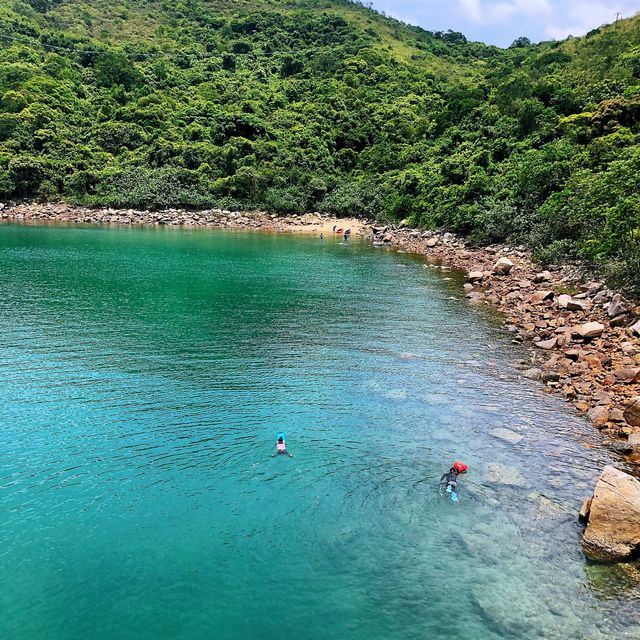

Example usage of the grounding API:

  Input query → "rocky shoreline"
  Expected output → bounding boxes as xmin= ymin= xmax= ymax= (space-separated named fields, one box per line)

xmin=0 ymin=201 xmax=363 ymax=234
xmin=364 ymin=223 xmax=640 ymax=474
xmin=2 ymin=201 xmax=640 ymax=473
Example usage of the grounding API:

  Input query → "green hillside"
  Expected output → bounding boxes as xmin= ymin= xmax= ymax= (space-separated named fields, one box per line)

xmin=1 ymin=1 xmax=639 ymax=289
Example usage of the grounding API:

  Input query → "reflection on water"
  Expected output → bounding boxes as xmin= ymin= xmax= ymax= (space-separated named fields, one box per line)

xmin=0 ymin=224 xmax=637 ymax=640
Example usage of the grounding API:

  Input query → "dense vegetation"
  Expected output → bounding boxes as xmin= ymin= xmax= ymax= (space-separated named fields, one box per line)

xmin=1 ymin=0 xmax=640 ymax=289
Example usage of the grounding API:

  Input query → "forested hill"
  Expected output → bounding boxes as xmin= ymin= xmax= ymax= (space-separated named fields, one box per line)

xmin=1 ymin=1 xmax=640 ymax=288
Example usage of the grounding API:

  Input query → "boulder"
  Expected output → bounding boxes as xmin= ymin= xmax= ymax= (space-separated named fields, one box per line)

xmin=535 ymin=337 xmax=557 ymax=350
xmin=463 ymin=283 xmax=474 ymax=293
xmin=581 ymin=465 xmax=640 ymax=562
xmin=623 ymin=397 xmax=640 ymax=427
xmin=610 ymin=313 xmax=629 ymax=328
xmin=579 ymin=498 xmax=592 ymax=523
xmin=532 ymin=270 xmax=551 ymax=283
xmin=631 ymin=319 xmax=640 ymax=337
xmin=613 ymin=367 xmax=640 ymax=383
xmin=587 ymin=405 xmax=609 ymax=427
xmin=558 ymin=295 xmax=589 ymax=311
xmin=541 ymin=370 xmax=561 ymax=383
xmin=583 ymin=281 xmax=603 ymax=296
xmin=425 ymin=237 xmax=439 ymax=247
xmin=573 ymin=322 xmax=605 ymax=339
xmin=492 ymin=257 xmax=514 ymax=275
xmin=530 ymin=290 xmax=554 ymax=304
xmin=594 ymin=390 xmax=612 ymax=405
xmin=467 ymin=271 xmax=484 ymax=283
xmin=607 ymin=293 xmax=629 ymax=318
xmin=564 ymin=349 xmax=582 ymax=362
xmin=628 ymin=433 xmax=640 ymax=447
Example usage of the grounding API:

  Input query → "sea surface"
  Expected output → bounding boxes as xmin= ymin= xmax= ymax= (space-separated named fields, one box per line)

xmin=0 ymin=223 xmax=638 ymax=640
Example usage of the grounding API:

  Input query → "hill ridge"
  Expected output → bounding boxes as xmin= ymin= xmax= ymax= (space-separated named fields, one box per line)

xmin=1 ymin=0 xmax=640 ymax=289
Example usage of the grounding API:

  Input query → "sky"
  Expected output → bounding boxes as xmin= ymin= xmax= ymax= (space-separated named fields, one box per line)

xmin=369 ymin=0 xmax=640 ymax=47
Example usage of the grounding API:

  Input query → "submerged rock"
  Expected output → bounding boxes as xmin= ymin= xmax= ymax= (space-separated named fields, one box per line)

xmin=521 ymin=367 xmax=543 ymax=380
xmin=490 ymin=428 xmax=524 ymax=444
xmin=582 ymin=465 xmax=640 ymax=562
xmin=486 ymin=463 xmax=526 ymax=486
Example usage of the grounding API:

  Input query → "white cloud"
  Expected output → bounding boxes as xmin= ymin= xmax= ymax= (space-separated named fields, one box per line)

xmin=458 ymin=0 xmax=484 ymax=24
xmin=545 ymin=1 xmax=638 ymax=40
xmin=458 ymin=0 xmax=553 ymax=24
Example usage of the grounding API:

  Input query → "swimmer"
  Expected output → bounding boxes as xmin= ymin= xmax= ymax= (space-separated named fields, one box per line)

xmin=440 ymin=461 xmax=468 ymax=502
xmin=272 ymin=435 xmax=293 ymax=458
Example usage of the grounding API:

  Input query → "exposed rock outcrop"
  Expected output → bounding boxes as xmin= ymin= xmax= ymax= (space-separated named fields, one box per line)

xmin=581 ymin=466 xmax=640 ymax=562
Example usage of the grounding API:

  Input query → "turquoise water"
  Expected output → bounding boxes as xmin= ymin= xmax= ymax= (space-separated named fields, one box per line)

xmin=0 ymin=224 xmax=637 ymax=640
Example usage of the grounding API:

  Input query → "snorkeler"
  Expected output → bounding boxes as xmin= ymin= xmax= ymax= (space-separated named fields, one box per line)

xmin=440 ymin=461 xmax=468 ymax=502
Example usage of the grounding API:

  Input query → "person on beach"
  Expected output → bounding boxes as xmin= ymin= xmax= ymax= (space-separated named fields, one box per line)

xmin=440 ymin=461 xmax=468 ymax=501
xmin=320 ymin=232 xmax=323 ymax=240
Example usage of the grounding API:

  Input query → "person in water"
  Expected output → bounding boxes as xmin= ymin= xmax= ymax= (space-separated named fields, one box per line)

xmin=273 ymin=436 xmax=293 ymax=458
xmin=440 ymin=461 xmax=468 ymax=499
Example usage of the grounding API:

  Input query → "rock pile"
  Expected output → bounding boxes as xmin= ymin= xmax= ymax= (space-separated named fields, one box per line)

xmin=0 ymin=202 xmax=337 ymax=232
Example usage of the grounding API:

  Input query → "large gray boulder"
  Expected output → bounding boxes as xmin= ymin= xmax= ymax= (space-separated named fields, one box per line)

xmin=581 ymin=466 xmax=640 ymax=562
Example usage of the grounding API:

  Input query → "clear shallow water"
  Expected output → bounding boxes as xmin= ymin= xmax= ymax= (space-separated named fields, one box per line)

xmin=0 ymin=224 xmax=638 ymax=640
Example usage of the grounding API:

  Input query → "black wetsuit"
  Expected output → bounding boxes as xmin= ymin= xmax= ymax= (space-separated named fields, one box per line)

xmin=440 ymin=469 xmax=459 ymax=492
